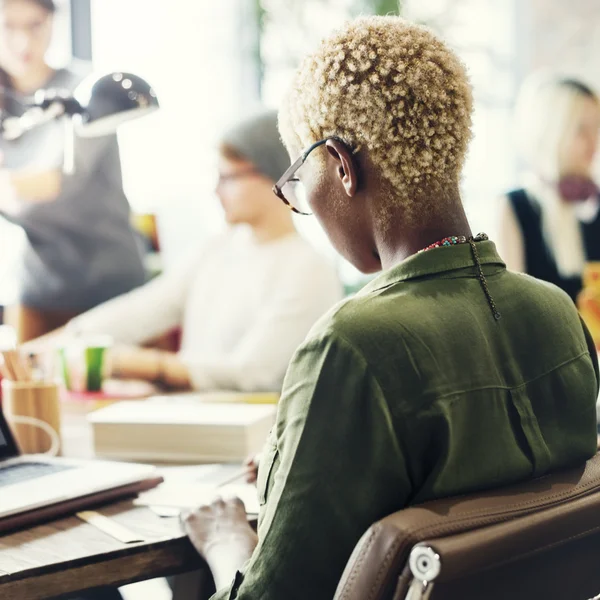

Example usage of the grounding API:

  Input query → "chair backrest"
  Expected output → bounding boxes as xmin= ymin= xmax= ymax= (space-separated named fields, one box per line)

xmin=334 ymin=452 xmax=600 ymax=600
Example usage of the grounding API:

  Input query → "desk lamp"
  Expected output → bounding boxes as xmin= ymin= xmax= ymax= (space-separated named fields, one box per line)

xmin=0 ymin=72 xmax=159 ymax=172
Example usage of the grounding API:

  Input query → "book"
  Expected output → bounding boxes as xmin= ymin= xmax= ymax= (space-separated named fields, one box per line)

xmin=147 ymin=391 xmax=279 ymax=405
xmin=88 ymin=400 xmax=276 ymax=463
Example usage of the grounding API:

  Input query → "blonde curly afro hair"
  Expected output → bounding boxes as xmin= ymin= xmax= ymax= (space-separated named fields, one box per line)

xmin=280 ymin=16 xmax=473 ymax=221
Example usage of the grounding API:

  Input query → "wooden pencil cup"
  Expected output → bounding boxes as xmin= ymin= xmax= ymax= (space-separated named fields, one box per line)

xmin=1 ymin=380 xmax=61 ymax=455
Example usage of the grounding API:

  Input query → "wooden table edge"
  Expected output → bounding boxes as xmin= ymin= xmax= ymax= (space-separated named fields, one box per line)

xmin=0 ymin=534 xmax=205 ymax=599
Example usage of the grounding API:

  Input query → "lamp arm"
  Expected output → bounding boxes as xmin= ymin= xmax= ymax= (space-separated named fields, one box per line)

xmin=0 ymin=87 xmax=84 ymax=141
xmin=0 ymin=71 xmax=159 ymax=141
xmin=1 ymin=102 xmax=65 ymax=141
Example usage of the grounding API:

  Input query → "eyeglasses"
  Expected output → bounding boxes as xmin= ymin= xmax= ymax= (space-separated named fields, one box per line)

xmin=273 ymin=136 xmax=349 ymax=216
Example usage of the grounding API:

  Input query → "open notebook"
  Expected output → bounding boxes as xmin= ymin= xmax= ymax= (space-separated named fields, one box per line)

xmin=135 ymin=482 xmax=260 ymax=517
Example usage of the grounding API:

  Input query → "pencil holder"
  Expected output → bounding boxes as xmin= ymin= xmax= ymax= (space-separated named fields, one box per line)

xmin=1 ymin=380 xmax=61 ymax=455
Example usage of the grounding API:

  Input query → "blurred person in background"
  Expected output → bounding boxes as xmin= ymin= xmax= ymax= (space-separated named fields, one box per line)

xmin=28 ymin=110 xmax=342 ymax=392
xmin=0 ymin=0 xmax=146 ymax=342
xmin=496 ymin=75 xmax=600 ymax=302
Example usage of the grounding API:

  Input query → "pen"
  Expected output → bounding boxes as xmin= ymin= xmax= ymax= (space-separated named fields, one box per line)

xmin=216 ymin=468 xmax=249 ymax=488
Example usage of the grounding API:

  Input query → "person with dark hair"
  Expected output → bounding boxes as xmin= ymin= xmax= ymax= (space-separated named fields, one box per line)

xmin=497 ymin=75 xmax=600 ymax=301
xmin=0 ymin=0 xmax=146 ymax=342
xmin=28 ymin=110 xmax=342 ymax=392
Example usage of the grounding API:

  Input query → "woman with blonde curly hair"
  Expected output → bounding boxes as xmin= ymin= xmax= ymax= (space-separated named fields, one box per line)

xmin=180 ymin=17 xmax=598 ymax=600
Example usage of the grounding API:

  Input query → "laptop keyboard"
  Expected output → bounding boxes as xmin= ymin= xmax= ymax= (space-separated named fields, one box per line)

xmin=0 ymin=462 xmax=75 ymax=488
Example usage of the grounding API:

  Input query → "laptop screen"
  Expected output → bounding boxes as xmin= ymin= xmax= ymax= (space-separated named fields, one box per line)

xmin=0 ymin=404 xmax=20 ymax=460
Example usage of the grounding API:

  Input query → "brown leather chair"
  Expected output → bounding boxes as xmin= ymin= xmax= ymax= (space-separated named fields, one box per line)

xmin=334 ymin=452 xmax=600 ymax=600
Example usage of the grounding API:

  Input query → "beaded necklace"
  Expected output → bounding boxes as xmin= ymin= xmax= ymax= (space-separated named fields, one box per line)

xmin=418 ymin=232 xmax=489 ymax=253
xmin=417 ymin=232 xmax=501 ymax=321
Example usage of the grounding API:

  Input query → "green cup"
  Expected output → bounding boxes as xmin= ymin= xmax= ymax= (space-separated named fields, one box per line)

xmin=59 ymin=336 xmax=112 ymax=393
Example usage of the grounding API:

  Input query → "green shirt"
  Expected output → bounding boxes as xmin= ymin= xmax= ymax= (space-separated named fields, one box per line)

xmin=213 ymin=240 xmax=599 ymax=600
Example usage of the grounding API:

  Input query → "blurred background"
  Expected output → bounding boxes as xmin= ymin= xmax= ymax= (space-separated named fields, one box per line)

xmin=1 ymin=0 xmax=599 ymax=300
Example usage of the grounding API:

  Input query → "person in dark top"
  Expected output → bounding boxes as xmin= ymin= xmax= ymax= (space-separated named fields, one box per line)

xmin=0 ymin=0 xmax=145 ymax=342
xmin=497 ymin=75 xmax=600 ymax=302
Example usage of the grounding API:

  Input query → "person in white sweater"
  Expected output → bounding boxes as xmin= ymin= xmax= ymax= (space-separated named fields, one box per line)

xmin=29 ymin=110 xmax=343 ymax=391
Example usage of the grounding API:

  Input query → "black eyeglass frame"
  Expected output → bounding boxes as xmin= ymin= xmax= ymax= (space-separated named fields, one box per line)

xmin=272 ymin=135 xmax=350 ymax=216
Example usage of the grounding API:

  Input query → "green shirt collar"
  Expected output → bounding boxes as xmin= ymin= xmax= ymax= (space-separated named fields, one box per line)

xmin=359 ymin=240 xmax=506 ymax=295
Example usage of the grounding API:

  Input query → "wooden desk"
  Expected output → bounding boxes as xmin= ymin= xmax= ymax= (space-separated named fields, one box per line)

xmin=0 ymin=500 xmax=204 ymax=599
xmin=0 ymin=399 xmax=206 ymax=599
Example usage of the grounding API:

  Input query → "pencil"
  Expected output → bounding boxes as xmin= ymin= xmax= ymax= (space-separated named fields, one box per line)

xmin=216 ymin=468 xmax=248 ymax=488
xmin=5 ymin=351 xmax=27 ymax=381
xmin=0 ymin=355 xmax=13 ymax=380
xmin=1 ymin=352 xmax=18 ymax=381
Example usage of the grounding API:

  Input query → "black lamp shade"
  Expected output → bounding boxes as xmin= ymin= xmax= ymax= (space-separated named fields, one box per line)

xmin=73 ymin=72 xmax=159 ymax=137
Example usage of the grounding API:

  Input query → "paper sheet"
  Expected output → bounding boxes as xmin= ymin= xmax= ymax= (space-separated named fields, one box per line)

xmin=134 ymin=482 xmax=260 ymax=516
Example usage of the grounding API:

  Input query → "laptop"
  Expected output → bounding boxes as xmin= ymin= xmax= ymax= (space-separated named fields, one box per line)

xmin=0 ymin=405 xmax=162 ymax=527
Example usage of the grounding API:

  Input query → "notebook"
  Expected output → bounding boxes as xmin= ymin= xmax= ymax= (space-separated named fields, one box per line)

xmin=134 ymin=482 xmax=260 ymax=517
xmin=88 ymin=399 xmax=276 ymax=463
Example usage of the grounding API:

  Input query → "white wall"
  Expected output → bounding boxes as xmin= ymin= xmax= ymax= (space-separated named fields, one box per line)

xmin=91 ymin=0 xmax=259 ymax=266
xmin=402 ymin=0 xmax=522 ymax=235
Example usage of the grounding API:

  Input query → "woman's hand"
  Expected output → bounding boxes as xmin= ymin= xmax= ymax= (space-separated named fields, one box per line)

xmin=105 ymin=346 xmax=191 ymax=388
xmin=181 ymin=497 xmax=257 ymax=556
xmin=180 ymin=497 xmax=258 ymax=589
xmin=243 ymin=454 xmax=261 ymax=484
xmin=104 ymin=346 xmax=161 ymax=381
xmin=10 ymin=168 xmax=62 ymax=203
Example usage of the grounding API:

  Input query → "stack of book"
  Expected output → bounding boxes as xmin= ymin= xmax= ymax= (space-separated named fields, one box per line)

xmin=150 ymin=391 xmax=279 ymax=405
xmin=88 ymin=398 xmax=276 ymax=463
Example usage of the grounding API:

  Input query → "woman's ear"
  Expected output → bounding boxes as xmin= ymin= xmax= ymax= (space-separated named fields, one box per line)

xmin=325 ymin=139 xmax=358 ymax=197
